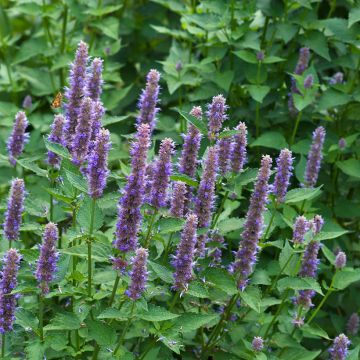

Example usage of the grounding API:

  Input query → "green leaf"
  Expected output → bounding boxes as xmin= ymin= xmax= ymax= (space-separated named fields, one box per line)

xmin=15 ymin=308 xmax=39 ymax=333
xmin=246 ymin=84 xmax=270 ymax=103
xmin=301 ymin=324 xmax=330 ymax=339
xmin=93 ymin=17 xmax=119 ymax=39
xmin=77 ymin=197 xmax=104 ymax=233
xmin=187 ymin=281 xmax=209 ymax=298
xmin=158 ymin=217 xmax=185 ymax=234
xmin=86 ymin=319 xmax=117 ymax=346
xmin=138 ymin=304 xmax=179 ymax=322
xmin=279 ymin=241 xmax=298 ymax=276
xmin=25 ymin=340 xmax=46 ymax=360
xmin=178 ymin=109 xmax=207 ymax=135
xmin=333 ymin=268 xmax=360 ymax=290
xmin=97 ymin=308 xmax=130 ymax=321
xmin=240 ymin=286 xmax=262 ymax=313
xmin=263 ymin=55 xmax=285 ymax=63
xmin=349 ymin=7 xmax=360 ymax=28
xmin=251 ymin=132 xmax=288 ymax=150
xmin=65 ymin=169 xmax=88 ymax=193
xmin=218 ymin=129 xmax=241 ymax=139
xmin=148 ymin=261 xmax=173 ymax=284
xmin=336 ymin=159 xmax=360 ymax=178
xmin=233 ymin=50 xmax=258 ymax=63
xmin=303 ymin=31 xmax=330 ymax=61
xmin=317 ymin=89 xmax=351 ymax=111
xmin=170 ymin=174 xmax=198 ymax=187
xmin=280 ymin=348 xmax=321 ymax=360
xmin=314 ymin=230 xmax=349 ymax=241
xmin=218 ymin=218 xmax=244 ymax=234
xmin=17 ymin=159 xmax=47 ymax=177
xmin=102 ymin=115 xmax=130 ymax=126
xmin=86 ymin=4 xmax=122 ymax=16
xmin=173 ymin=313 xmax=219 ymax=333
xmin=44 ymin=313 xmax=81 ymax=331
xmin=61 ymin=242 xmax=111 ymax=262
xmin=277 ymin=277 xmax=323 ymax=295
xmin=204 ymin=268 xmax=237 ymax=295
xmin=285 ymin=186 xmax=322 ymax=204
xmin=347 ymin=345 xmax=360 ymax=360
xmin=44 ymin=137 xmax=71 ymax=159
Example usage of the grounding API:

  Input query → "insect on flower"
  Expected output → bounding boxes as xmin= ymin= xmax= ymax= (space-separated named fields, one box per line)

xmin=51 ymin=92 xmax=63 ymax=109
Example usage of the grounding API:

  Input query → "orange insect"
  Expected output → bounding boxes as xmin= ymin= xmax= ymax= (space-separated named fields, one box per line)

xmin=51 ymin=92 xmax=63 ymax=109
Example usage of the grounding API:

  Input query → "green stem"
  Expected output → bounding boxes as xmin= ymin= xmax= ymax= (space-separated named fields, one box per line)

xmin=114 ymin=302 xmax=136 ymax=354
xmin=212 ymin=190 xmax=229 ymax=229
xmin=290 ymin=111 xmax=302 ymax=147
xmin=169 ymin=292 xmax=180 ymax=311
xmin=1 ymin=333 xmax=5 ymax=357
xmin=87 ymin=198 xmax=96 ymax=298
xmin=260 ymin=201 xmax=278 ymax=243
xmin=109 ymin=275 xmax=120 ymax=306
xmin=255 ymin=61 xmax=262 ymax=138
xmin=162 ymin=233 xmax=173 ymax=264
xmin=39 ymin=295 xmax=44 ymax=341
xmin=144 ymin=209 xmax=157 ymax=248
xmin=9 ymin=239 xmax=12 ymax=250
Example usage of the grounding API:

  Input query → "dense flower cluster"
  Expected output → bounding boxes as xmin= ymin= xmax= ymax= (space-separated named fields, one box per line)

xmin=207 ymin=95 xmax=228 ymax=140
xmin=273 ymin=148 xmax=293 ymax=203
xmin=170 ymin=181 xmax=187 ymax=218
xmin=230 ymin=122 xmax=247 ymax=173
xmin=47 ymin=114 xmax=66 ymax=168
xmin=329 ymin=334 xmax=350 ymax=360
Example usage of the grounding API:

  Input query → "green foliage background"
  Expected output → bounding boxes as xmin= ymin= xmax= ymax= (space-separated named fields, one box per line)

xmin=0 ymin=0 xmax=360 ymax=359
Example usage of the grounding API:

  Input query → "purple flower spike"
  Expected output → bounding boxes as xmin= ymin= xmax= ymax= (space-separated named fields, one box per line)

xmin=329 ymin=72 xmax=344 ymax=85
xmin=125 ymin=247 xmax=148 ymax=300
xmin=71 ymin=97 xmax=94 ymax=165
xmin=195 ymin=146 xmax=219 ymax=229
xmin=35 ymin=223 xmax=59 ymax=295
xmin=256 ymin=51 xmax=265 ymax=62
xmin=136 ymin=69 xmax=161 ymax=132
xmin=114 ymin=124 xmax=151 ymax=252
xmin=311 ymin=214 xmax=324 ymax=235
xmin=217 ymin=131 xmax=233 ymax=176
xmin=64 ymin=41 xmax=89 ymax=145
xmin=4 ymin=179 xmax=25 ymax=242
xmin=22 ymin=95 xmax=32 ymax=109
xmin=304 ymin=126 xmax=326 ymax=188
xmin=329 ymin=334 xmax=350 ymax=360
xmin=273 ymin=149 xmax=293 ymax=203
xmin=179 ymin=124 xmax=202 ymax=178
xmin=207 ymin=95 xmax=228 ymax=140
xmin=144 ymin=163 xmax=154 ymax=201
xmin=0 ymin=249 xmax=21 ymax=333
xmin=7 ymin=111 xmax=29 ymax=166
xmin=338 ymin=138 xmax=346 ymax=150
xmin=231 ymin=122 xmax=247 ymax=173
xmin=252 ymin=336 xmax=264 ymax=351
xmin=190 ymin=106 xmax=203 ymax=119
xmin=347 ymin=313 xmax=359 ymax=336
xmin=47 ymin=114 xmax=66 ymax=168
xmin=295 ymin=47 xmax=310 ymax=76
xmin=86 ymin=58 xmax=103 ymax=101
xmin=292 ymin=216 xmax=310 ymax=245
xmin=172 ymin=213 xmax=198 ymax=291
xmin=111 ymin=257 xmax=128 ymax=274
xmin=87 ymin=128 xmax=111 ymax=199
xmin=149 ymin=138 xmax=175 ymax=208
xmin=170 ymin=181 xmax=187 ymax=218
xmin=209 ymin=233 xmax=225 ymax=266
xmin=90 ymin=101 xmax=105 ymax=149
xmin=304 ymin=74 xmax=314 ymax=89
xmin=232 ymin=155 xmax=272 ymax=290
xmin=335 ymin=251 xmax=346 ymax=270
xmin=296 ymin=240 xmax=321 ymax=308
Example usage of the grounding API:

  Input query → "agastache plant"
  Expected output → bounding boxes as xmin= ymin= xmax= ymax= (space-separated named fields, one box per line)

xmin=273 ymin=148 xmax=293 ymax=203
xmin=35 ymin=223 xmax=59 ymax=295
xmin=7 ymin=111 xmax=29 ymax=166
xmin=207 ymin=95 xmax=228 ymax=140
xmin=114 ymin=124 xmax=151 ymax=252
xmin=304 ymin=126 xmax=326 ymax=188
xmin=47 ymin=114 xmax=66 ymax=168
xmin=0 ymin=249 xmax=21 ymax=333
xmin=90 ymin=101 xmax=105 ymax=148
xmin=87 ymin=128 xmax=111 ymax=199
xmin=292 ymin=216 xmax=310 ymax=245
xmin=172 ymin=213 xmax=198 ymax=291
xmin=125 ymin=248 xmax=149 ymax=300
xmin=149 ymin=138 xmax=175 ymax=208
xmin=64 ymin=41 xmax=89 ymax=144
xmin=232 ymin=155 xmax=272 ymax=290
xmin=329 ymin=334 xmax=350 ymax=360
xmin=4 ymin=178 xmax=25 ymax=243
xmin=230 ymin=122 xmax=247 ymax=173
xmin=217 ymin=131 xmax=233 ymax=176
xmin=136 ymin=69 xmax=160 ymax=132
xmin=86 ymin=58 xmax=103 ymax=101
xmin=347 ymin=313 xmax=359 ymax=336
xmin=170 ymin=181 xmax=187 ymax=218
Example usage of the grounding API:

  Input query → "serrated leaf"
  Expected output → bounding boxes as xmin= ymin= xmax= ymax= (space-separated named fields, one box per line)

xmin=149 ymin=261 xmax=173 ymax=284
xmin=314 ymin=230 xmax=349 ymax=241
xmin=240 ymin=286 xmax=262 ymax=312
xmin=158 ymin=217 xmax=185 ymax=234
xmin=178 ymin=109 xmax=207 ymax=135
xmin=285 ymin=186 xmax=322 ymax=204
xmin=77 ymin=197 xmax=104 ymax=233
xmin=173 ymin=313 xmax=219 ymax=333
xmin=25 ymin=340 xmax=45 ymax=360
xmin=44 ymin=137 xmax=71 ymax=159
xmin=187 ymin=281 xmax=209 ymax=298
xmin=15 ymin=308 xmax=39 ymax=333
xmin=17 ymin=159 xmax=47 ymax=177
xmin=170 ymin=174 xmax=198 ymax=187
xmin=218 ymin=129 xmax=241 ymax=139
xmin=65 ymin=169 xmax=88 ymax=193
xmin=44 ymin=313 xmax=81 ymax=331
xmin=333 ymin=268 xmax=360 ymax=290
xmin=138 ymin=304 xmax=179 ymax=321
xmin=86 ymin=319 xmax=117 ymax=346
xmin=302 ymin=324 xmax=330 ymax=339
xmin=97 ymin=308 xmax=130 ymax=321
xmin=336 ymin=159 xmax=360 ymax=179
xmin=277 ymin=277 xmax=323 ymax=295
xmin=61 ymin=242 xmax=111 ymax=262
xmin=246 ymin=84 xmax=270 ymax=103
xmin=251 ymin=132 xmax=288 ymax=150
xmin=204 ymin=268 xmax=237 ymax=295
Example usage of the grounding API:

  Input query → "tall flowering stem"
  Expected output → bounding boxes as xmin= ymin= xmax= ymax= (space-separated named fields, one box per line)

xmin=217 ymin=133 xmax=233 ymax=176
xmin=292 ymin=216 xmax=310 ymax=245
xmin=304 ymin=126 xmax=326 ymax=188
xmin=329 ymin=334 xmax=350 ymax=360
xmin=230 ymin=122 xmax=247 ymax=173
xmin=232 ymin=155 xmax=272 ymax=290
xmin=149 ymin=138 xmax=175 ymax=208
xmin=207 ymin=95 xmax=228 ymax=141
xmin=64 ymin=41 xmax=89 ymax=145
xmin=273 ymin=148 xmax=293 ymax=203
xmin=47 ymin=114 xmax=66 ymax=169
xmin=7 ymin=111 xmax=29 ymax=166
xmin=170 ymin=181 xmax=187 ymax=218
xmin=87 ymin=128 xmax=111 ymax=199
xmin=89 ymin=101 xmax=105 ymax=150
xmin=86 ymin=58 xmax=103 ymax=101
xmin=136 ymin=69 xmax=160 ymax=132
xmin=114 ymin=124 xmax=151 ymax=252
xmin=172 ymin=214 xmax=198 ymax=291
xmin=4 ymin=178 xmax=25 ymax=247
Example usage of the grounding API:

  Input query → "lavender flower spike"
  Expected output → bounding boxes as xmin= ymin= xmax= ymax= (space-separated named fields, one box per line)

xmin=64 ymin=41 xmax=89 ymax=145
xmin=125 ymin=248 xmax=148 ymax=300
xmin=22 ymin=95 xmax=32 ymax=109
xmin=252 ymin=336 xmax=264 ymax=352
xmin=0 ymin=249 xmax=21 ymax=333
xmin=273 ymin=148 xmax=293 ymax=203
xmin=295 ymin=47 xmax=310 ymax=76
xmin=47 ymin=114 xmax=66 ymax=168
xmin=86 ymin=58 xmax=103 ymax=101
xmin=170 ymin=181 xmax=187 ymax=218
xmin=195 ymin=146 xmax=219 ymax=229
xmin=304 ymin=126 xmax=326 ymax=188
xmin=217 ymin=130 xmax=233 ymax=176
xmin=35 ymin=223 xmax=59 ymax=295
xmin=329 ymin=334 xmax=350 ymax=360
xmin=114 ymin=124 xmax=151 ymax=252
xmin=311 ymin=214 xmax=324 ymax=235
xmin=296 ymin=240 xmax=321 ymax=308
xmin=189 ymin=106 xmax=202 ymax=119
xmin=232 ymin=155 xmax=272 ymax=290
xmin=7 ymin=111 xmax=29 ymax=166
xmin=71 ymin=97 xmax=94 ymax=165
xmin=172 ymin=213 xmax=198 ymax=291
xmin=346 ymin=313 xmax=359 ymax=336
xmin=207 ymin=94 xmax=228 ymax=140
xmin=4 ymin=179 xmax=25 ymax=242
xmin=292 ymin=216 xmax=309 ymax=245
xmin=231 ymin=122 xmax=247 ymax=173
xmin=136 ymin=69 xmax=161 ymax=132
xmin=149 ymin=138 xmax=175 ymax=208
xmin=179 ymin=124 xmax=202 ymax=178
xmin=87 ymin=128 xmax=111 ymax=199
xmin=335 ymin=251 xmax=346 ymax=270
xmin=89 ymin=101 xmax=105 ymax=150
